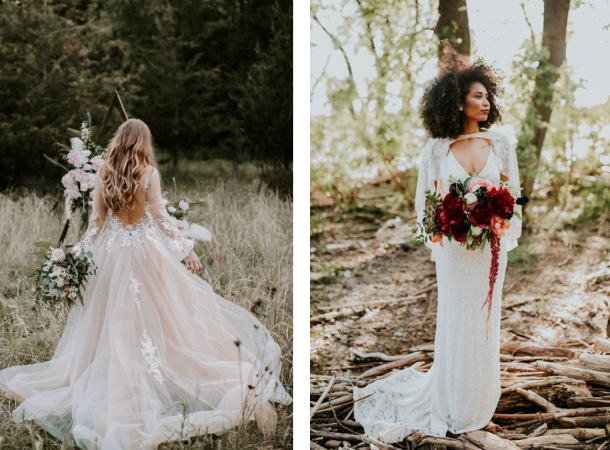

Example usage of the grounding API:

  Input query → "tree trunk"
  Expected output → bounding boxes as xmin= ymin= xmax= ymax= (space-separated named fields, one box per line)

xmin=435 ymin=0 xmax=471 ymax=56
xmin=520 ymin=0 xmax=571 ymax=213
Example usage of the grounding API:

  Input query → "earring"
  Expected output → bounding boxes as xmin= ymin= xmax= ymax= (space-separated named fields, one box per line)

xmin=459 ymin=106 xmax=463 ymax=111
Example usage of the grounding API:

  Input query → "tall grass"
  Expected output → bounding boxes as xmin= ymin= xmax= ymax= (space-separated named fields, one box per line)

xmin=0 ymin=176 xmax=293 ymax=449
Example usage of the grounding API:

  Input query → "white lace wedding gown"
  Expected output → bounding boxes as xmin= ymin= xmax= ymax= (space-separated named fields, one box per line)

xmin=0 ymin=167 xmax=292 ymax=449
xmin=353 ymin=130 xmax=522 ymax=442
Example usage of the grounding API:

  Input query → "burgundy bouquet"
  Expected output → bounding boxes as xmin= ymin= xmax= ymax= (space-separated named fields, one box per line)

xmin=413 ymin=175 xmax=528 ymax=339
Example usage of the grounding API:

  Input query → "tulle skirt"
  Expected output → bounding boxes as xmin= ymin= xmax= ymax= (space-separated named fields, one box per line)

xmin=0 ymin=225 xmax=292 ymax=449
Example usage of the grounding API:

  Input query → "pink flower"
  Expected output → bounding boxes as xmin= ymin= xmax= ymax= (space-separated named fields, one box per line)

xmin=490 ymin=215 xmax=511 ymax=237
xmin=51 ymin=248 xmax=65 ymax=262
xmin=67 ymin=149 xmax=88 ymax=168
xmin=467 ymin=177 xmax=492 ymax=193
xmin=177 ymin=219 xmax=189 ymax=230
xmin=72 ymin=169 xmax=87 ymax=183
xmin=91 ymin=155 xmax=104 ymax=171
xmin=179 ymin=201 xmax=189 ymax=212
xmin=66 ymin=186 xmax=81 ymax=199
xmin=61 ymin=172 xmax=76 ymax=189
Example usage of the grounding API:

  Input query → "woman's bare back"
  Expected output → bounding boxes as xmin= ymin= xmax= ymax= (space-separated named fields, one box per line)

xmin=101 ymin=165 xmax=155 ymax=225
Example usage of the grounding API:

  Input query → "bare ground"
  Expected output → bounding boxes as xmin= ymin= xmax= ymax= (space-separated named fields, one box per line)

xmin=310 ymin=202 xmax=610 ymax=376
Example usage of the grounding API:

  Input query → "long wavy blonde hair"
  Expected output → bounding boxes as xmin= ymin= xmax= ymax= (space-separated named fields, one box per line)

xmin=100 ymin=119 xmax=158 ymax=213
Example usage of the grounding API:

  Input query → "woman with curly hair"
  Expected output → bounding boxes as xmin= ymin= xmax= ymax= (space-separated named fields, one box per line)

xmin=353 ymin=46 xmax=523 ymax=443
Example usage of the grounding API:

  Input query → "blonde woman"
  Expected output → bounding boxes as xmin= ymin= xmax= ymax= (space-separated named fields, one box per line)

xmin=0 ymin=119 xmax=291 ymax=449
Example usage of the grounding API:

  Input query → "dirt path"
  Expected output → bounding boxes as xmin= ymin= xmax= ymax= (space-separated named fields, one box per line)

xmin=310 ymin=205 xmax=610 ymax=376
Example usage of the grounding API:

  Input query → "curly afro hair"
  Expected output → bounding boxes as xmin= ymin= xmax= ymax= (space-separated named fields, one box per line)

xmin=420 ymin=45 xmax=503 ymax=139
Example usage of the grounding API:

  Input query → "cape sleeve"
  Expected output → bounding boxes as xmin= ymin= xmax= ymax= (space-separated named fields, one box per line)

xmin=414 ymin=138 xmax=440 ymax=262
xmin=497 ymin=133 xmax=522 ymax=252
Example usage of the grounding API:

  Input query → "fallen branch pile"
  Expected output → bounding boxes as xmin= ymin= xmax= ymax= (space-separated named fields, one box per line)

xmin=310 ymin=338 xmax=610 ymax=450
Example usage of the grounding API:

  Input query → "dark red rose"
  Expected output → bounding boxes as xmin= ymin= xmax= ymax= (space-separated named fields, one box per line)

xmin=434 ymin=207 xmax=450 ymax=233
xmin=488 ymin=186 xmax=514 ymax=220
xmin=468 ymin=202 xmax=492 ymax=226
xmin=441 ymin=193 xmax=465 ymax=224
xmin=450 ymin=221 xmax=469 ymax=242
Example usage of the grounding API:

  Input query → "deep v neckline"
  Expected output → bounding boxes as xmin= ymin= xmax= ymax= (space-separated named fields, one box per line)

xmin=448 ymin=145 xmax=493 ymax=178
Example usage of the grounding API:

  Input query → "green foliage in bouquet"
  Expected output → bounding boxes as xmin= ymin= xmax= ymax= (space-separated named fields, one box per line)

xmin=30 ymin=242 xmax=97 ymax=308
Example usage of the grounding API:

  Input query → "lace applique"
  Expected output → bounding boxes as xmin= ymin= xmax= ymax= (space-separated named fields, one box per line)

xmin=129 ymin=271 xmax=142 ymax=311
xmin=159 ymin=208 xmax=194 ymax=255
xmin=192 ymin=307 xmax=217 ymax=342
xmin=74 ymin=210 xmax=101 ymax=255
xmin=106 ymin=231 xmax=117 ymax=250
xmin=143 ymin=176 xmax=151 ymax=194
xmin=140 ymin=329 xmax=165 ymax=384
xmin=107 ymin=210 xmax=153 ymax=249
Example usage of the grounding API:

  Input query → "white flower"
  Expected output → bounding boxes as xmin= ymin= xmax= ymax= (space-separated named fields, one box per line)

xmin=168 ymin=206 xmax=177 ymax=214
xmin=50 ymin=266 xmax=63 ymax=278
xmin=162 ymin=198 xmax=168 ymax=206
xmin=51 ymin=248 xmax=65 ymax=262
xmin=471 ymin=225 xmax=483 ymax=236
xmin=464 ymin=193 xmax=478 ymax=205
xmin=82 ymin=163 xmax=92 ymax=171
xmin=70 ymin=137 xmax=84 ymax=153
xmin=179 ymin=201 xmax=189 ymax=212
xmin=83 ymin=150 xmax=91 ymax=158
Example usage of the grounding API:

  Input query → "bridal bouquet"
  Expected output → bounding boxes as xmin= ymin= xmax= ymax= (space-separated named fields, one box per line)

xmin=31 ymin=244 xmax=97 ymax=308
xmin=54 ymin=114 xmax=105 ymax=228
xmin=413 ymin=174 xmax=527 ymax=335
xmin=163 ymin=195 xmax=212 ymax=242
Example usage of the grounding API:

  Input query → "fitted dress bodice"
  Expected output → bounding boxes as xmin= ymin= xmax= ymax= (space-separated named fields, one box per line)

xmin=439 ymin=141 xmax=501 ymax=195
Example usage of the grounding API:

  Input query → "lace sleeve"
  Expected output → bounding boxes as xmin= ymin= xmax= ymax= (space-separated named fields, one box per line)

xmin=72 ymin=172 xmax=107 ymax=258
xmin=414 ymin=139 xmax=440 ymax=262
xmin=498 ymin=133 xmax=522 ymax=252
xmin=146 ymin=169 xmax=195 ymax=261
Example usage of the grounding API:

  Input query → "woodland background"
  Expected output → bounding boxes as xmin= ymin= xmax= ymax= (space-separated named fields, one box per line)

xmin=0 ymin=0 xmax=293 ymax=193
xmin=311 ymin=1 xmax=610 ymax=448
xmin=0 ymin=0 xmax=293 ymax=448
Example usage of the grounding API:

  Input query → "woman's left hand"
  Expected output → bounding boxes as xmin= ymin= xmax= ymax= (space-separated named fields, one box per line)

xmin=183 ymin=250 xmax=203 ymax=274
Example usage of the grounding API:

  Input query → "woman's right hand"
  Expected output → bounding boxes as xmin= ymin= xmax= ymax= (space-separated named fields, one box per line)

xmin=183 ymin=250 xmax=203 ymax=274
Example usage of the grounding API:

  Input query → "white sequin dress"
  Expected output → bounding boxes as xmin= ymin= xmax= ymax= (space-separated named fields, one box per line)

xmin=353 ymin=130 xmax=522 ymax=442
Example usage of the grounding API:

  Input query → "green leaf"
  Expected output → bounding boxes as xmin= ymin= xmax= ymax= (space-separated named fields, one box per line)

xmin=513 ymin=211 xmax=522 ymax=220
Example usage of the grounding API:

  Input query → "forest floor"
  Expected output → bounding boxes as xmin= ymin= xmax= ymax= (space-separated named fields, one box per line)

xmin=310 ymin=192 xmax=610 ymax=378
